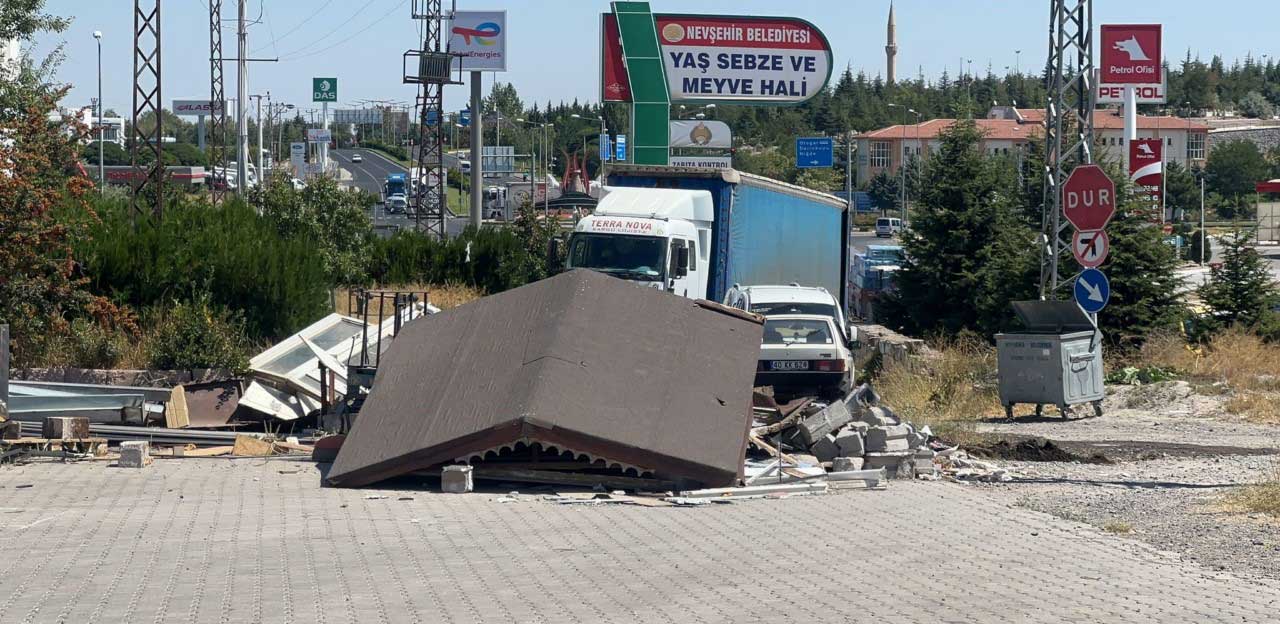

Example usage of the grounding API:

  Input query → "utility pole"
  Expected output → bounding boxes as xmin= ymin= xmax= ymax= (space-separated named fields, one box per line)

xmin=470 ymin=72 xmax=483 ymax=229
xmin=209 ymin=0 xmax=227 ymax=203
xmin=1200 ymin=176 xmax=1206 ymax=265
xmin=236 ymin=0 xmax=248 ymax=193
xmin=250 ymin=93 xmax=265 ymax=179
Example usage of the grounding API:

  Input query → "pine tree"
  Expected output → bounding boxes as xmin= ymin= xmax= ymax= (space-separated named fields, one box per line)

xmin=1097 ymin=207 xmax=1186 ymax=348
xmin=1198 ymin=229 xmax=1280 ymax=334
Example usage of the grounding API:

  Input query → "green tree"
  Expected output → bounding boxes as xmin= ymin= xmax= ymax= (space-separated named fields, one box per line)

xmin=1097 ymin=202 xmax=1186 ymax=348
xmin=866 ymin=170 xmax=900 ymax=212
xmin=880 ymin=119 xmax=1038 ymax=337
xmin=1238 ymin=91 xmax=1276 ymax=119
xmin=81 ymin=141 xmax=128 ymax=165
xmin=251 ymin=173 xmax=374 ymax=286
xmin=1162 ymin=161 xmax=1199 ymax=220
xmin=1205 ymin=140 xmax=1268 ymax=213
xmin=1198 ymin=229 xmax=1280 ymax=334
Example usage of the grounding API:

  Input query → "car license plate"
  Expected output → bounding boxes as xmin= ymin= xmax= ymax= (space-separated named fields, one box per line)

xmin=769 ymin=360 xmax=809 ymax=371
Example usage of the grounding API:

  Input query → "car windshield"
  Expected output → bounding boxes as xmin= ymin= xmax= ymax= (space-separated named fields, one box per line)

xmin=751 ymin=302 xmax=838 ymax=319
xmin=762 ymin=319 xmax=834 ymax=345
xmin=567 ymin=233 xmax=665 ymax=281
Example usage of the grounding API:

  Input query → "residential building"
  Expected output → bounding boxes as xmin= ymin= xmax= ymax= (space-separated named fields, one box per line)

xmin=855 ymin=105 xmax=1210 ymax=182
xmin=78 ymin=107 xmax=127 ymax=147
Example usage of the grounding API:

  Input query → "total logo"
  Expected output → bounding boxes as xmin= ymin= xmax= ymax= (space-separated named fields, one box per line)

xmin=453 ymin=21 xmax=501 ymax=46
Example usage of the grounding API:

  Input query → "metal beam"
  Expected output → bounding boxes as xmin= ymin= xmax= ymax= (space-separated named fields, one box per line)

xmin=130 ymin=0 xmax=163 ymax=217
xmin=209 ymin=0 xmax=226 ymax=203
xmin=1040 ymin=0 xmax=1095 ymax=298
xmin=406 ymin=0 xmax=458 ymax=239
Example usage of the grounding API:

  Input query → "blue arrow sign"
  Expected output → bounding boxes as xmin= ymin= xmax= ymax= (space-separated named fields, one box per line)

xmin=1074 ymin=268 xmax=1111 ymax=314
xmin=796 ymin=137 xmax=834 ymax=169
xmin=459 ymin=109 xmax=471 ymax=127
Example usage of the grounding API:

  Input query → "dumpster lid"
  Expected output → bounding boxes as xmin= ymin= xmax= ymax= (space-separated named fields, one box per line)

xmin=1010 ymin=300 xmax=1097 ymax=333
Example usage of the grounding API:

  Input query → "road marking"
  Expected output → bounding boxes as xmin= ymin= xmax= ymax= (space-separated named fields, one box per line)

xmin=15 ymin=510 xmax=70 ymax=531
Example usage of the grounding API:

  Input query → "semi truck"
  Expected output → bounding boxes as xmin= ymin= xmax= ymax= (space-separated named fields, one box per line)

xmin=565 ymin=166 xmax=849 ymax=304
xmin=383 ymin=173 xmax=408 ymax=212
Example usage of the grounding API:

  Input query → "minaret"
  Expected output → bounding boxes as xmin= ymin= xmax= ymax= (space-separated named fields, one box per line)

xmin=885 ymin=2 xmax=898 ymax=85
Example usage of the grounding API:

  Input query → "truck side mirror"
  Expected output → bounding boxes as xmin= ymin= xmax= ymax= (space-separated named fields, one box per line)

xmin=676 ymin=246 xmax=690 ymax=277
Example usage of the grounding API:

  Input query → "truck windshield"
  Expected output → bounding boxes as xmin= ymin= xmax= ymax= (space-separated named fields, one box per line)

xmin=567 ymin=233 xmax=666 ymax=281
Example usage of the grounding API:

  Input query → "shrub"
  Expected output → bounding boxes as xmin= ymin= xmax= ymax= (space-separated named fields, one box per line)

xmin=145 ymin=297 xmax=251 ymax=372
xmin=367 ymin=225 xmax=547 ymax=294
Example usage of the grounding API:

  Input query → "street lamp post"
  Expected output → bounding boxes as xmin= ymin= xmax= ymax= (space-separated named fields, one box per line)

xmin=571 ymin=112 xmax=608 ymax=181
xmin=93 ymin=30 xmax=103 ymax=190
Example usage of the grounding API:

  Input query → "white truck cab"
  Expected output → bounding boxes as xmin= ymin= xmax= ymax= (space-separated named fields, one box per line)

xmin=566 ymin=187 xmax=713 ymax=298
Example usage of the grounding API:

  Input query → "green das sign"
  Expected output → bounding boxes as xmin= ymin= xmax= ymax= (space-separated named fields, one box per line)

xmin=313 ymin=77 xmax=337 ymax=102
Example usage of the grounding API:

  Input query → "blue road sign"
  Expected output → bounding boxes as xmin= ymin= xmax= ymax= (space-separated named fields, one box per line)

xmin=1074 ymin=268 xmax=1111 ymax=314
xmin=796 ymin=137 xmax=834 ymax=168
xmin=426 ymin=110 xmax=439 ymax=126
xmin=615 ymin=134 xmax=626 ymax=162
xmin=598 ymin=133 xmax=612 ymax=162
xmin=459 ymin=109 xmax=471 ymax=127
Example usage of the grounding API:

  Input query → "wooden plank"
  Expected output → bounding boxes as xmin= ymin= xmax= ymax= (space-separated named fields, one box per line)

xmin=271 ymin=441 xmax=315 ymax=454
xmin=165 ymin=386 xmax=190 ymax=429
xmin=232 ymin=435 xmax=274 ymax=457
xmin=179 ymin=445 xmax=234 ymax=457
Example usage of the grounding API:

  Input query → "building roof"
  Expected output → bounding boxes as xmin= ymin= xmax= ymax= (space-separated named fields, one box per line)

xmin=858 ymin=107 xmax=1209 ymax=142
xmin=857 ymin=118 xmax=1040 ymax=141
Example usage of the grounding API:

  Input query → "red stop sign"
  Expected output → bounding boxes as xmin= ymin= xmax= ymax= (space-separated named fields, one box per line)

xmin=1062 ymin=164 xmax=1116 ymax=231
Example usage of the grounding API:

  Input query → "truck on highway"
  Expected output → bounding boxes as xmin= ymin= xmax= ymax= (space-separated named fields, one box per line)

xmin=565 ymin=166 xmax=849 ymax=304
xmin=383 ymin=173 xmax=408 ymax=212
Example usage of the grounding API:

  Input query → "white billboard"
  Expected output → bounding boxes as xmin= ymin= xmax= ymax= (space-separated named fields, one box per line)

xmin=450 ymin=11 xmax=507 ymax=72
xmin=1095 ymin=69 xmax=1168 ymax=104
xmin=289 ymin=142 xmax=305 ymax=174
xmin=306 ymin=128 xmax=332 ymax=143
xmin=669 ymin=120 xmax=732 ymax=148
xmin=172 ymin=99 xmax=225 ymax=116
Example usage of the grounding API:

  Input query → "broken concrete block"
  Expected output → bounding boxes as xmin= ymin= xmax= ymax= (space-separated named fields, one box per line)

xmin=865 ymin=425 xmax=911 ymax=452
xmin=907 ymin=431 xmax=927 ymax=449
xmin=798 ymin=400 xmax=852 ymax=446
xmin=844 ymin=421 xmax=869 ymax=435
xmin=42 ymin=416 xmax=90 ymax=440
xmin=441 ymin=465 xmax=474 ymax=493
xmin=861 ymin=406 xmax=899 ymax=427
xmin=863 ymin=451 xmax=911 ymax=478
xmin=118 ymin=441 xmax=150 ymax=468
xmin=809 ymin=433 xmax=841 ymax=462
xmin=831 ymin=456 xmax=864 ymax=472
xmin=834 ymin=428 xmax=865 ymax=456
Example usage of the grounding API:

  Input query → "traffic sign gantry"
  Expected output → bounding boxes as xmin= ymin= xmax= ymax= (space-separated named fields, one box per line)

xmin=1071 ymin=229 xmax=1110 ymax=268
xmin=1074 ymin=268 xmax=1111 ymax=314
xmin=1062 ymin=164 xmax=1116 ymax=232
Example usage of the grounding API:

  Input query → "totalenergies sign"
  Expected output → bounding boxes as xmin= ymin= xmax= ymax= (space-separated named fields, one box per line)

xmin=603 ymin=13 xmax=832 ymax=104
xmin=450 ymin=11 xmax=506 ymax=72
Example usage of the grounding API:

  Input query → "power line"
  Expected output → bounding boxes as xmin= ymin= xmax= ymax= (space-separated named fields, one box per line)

xmin=278 ymin=0 xmax=405 ymax=61
xmin=273 ymin=0 xmax=384 ymax=60
xmin=250 ymin=0 xmax=335 ymax=54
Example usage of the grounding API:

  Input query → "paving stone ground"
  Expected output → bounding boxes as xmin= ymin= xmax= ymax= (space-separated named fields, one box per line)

xmin=3 ymin=457 xmax=1280 ymax=623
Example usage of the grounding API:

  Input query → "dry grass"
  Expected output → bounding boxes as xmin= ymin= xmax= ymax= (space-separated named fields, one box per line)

xmin=1138 ymin=328 xmax=1280 ymax=424
xmin=334 ymin=283 xmax=485 ymax=318
xmin=1224 ymin=468 xmax=1280 ymax=518
xmin=1103 ymin=520 xmax=1134 ymax=534
xmin=874 ymin=338 xmax=1004 ymax=446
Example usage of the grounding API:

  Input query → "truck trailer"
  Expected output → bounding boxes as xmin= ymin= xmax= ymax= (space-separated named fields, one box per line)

xmin=565 ymin=166 xmax=849 ymax=304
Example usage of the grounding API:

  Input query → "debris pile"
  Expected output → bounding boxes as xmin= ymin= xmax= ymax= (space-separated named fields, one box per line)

xmin=749 ymin=384 xmax=940 ymax=481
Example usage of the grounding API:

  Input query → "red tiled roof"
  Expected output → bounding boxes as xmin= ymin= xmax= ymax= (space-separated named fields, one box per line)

xmin=857 ymin=118 xmax=1040 ymax=141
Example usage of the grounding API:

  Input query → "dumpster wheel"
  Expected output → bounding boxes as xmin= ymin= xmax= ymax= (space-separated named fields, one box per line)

xmin=1035 ymin=404 xmax=1044 ymax=418
xmin=1091 ymin=400 xmax=1103 ymax=418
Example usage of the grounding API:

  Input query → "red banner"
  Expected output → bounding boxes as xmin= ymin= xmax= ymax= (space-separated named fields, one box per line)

xmin=601 ymin=14 xmax=632 ymax=103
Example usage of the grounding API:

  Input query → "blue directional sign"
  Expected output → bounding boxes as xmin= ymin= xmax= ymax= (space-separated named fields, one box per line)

xmin=615 ymin=134 xmax=627 ymax=162
xmin=459 ymin=109 xmax=471 ymax=127
xmin=796 ymin=136 xmax=834 ymax=168
xmin=1074 ymin=268 xmax=1111 ymax=314
xmin=425 ymin=110 xmax=439 ymax=126
xmin=598 ymin=133 xmax=612 ymax=162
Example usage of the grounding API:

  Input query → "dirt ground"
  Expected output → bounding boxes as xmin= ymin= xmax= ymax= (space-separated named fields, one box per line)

xmin=970 ymin=381 xmax=1280 ymax=582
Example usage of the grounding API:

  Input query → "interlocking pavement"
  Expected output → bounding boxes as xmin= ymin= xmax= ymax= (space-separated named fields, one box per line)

xmin=2 ymin=458 xmax=1279 ymax=623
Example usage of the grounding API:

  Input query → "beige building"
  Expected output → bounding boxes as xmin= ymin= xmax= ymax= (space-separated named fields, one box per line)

xmin=855 ymin=106 xmax=1210 ymax=183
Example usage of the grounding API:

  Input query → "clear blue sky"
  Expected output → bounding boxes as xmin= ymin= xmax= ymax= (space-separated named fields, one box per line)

xmin=32 ymin=0 xmax=1280 ymax=116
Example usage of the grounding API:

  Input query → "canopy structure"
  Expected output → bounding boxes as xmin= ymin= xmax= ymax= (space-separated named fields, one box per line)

xmin=327 ymin=270 xmax=763 ymax=489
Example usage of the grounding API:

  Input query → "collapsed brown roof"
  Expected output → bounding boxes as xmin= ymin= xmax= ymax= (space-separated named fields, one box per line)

xmin=326 ymin=269 xmax=764 ymax=488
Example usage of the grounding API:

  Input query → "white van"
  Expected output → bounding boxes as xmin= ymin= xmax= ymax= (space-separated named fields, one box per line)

xmin=875 ymin=217 xmax=903 ymax=238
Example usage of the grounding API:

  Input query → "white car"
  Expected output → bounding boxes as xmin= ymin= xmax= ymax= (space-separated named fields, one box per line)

xmin=755 ymin=314 xmax=853 ymax=396
xmin=387 ymin=193 xmax=408 ymax=213
xmin=723 ymin=283 xmax=849 ymax=341
xmin=876 ymin=217 xmax=903 ymax=237
xmin=351 ymin=153 xmax=363 ymax=163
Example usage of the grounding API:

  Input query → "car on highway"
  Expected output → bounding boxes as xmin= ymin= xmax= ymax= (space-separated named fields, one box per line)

xmin=351 ymin=153 xmax=363 ymax=163
xmin=875 ymin=217 xmax=903 ymax=237
xmin=387 ymin=194 xmax=408 ymax=213
xmin=754 ymin=315 xmax=853 ymax=397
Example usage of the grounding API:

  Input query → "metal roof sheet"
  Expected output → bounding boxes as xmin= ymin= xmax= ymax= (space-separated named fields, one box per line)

xmin=326 ymin=269 xmax=764 ymax=489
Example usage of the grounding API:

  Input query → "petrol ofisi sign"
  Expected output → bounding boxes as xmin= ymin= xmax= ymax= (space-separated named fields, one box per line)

xmin=1100 ymin=25 xmax=1162 ymax=85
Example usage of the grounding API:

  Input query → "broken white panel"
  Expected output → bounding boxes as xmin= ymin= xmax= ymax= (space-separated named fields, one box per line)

xmin=239 ymin=381 xmax=308 ymax=421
